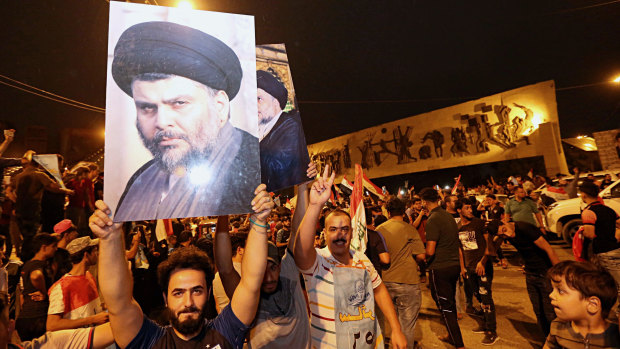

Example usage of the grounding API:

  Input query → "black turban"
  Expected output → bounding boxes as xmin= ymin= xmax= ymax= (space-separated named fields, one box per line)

xmin=256 ymin=70 xmax=288 ymax=109
xmin=112 ymin=21 xmax=243 ymax=100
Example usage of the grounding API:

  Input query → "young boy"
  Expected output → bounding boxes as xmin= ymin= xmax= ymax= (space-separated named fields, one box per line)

xmin=544 ymin=261 xmax=620 ymax=348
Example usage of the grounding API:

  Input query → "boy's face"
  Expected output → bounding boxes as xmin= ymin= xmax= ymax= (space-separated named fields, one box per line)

xmin=549 ymin=276 xmax=589 ymax=321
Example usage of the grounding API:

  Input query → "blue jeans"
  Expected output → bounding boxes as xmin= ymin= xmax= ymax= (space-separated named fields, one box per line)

xmin=384 ymin=282 xmax=421 ymax=349
xmin=525 ymin=272 xmax=555 ymax=336
xmin=464 ymin=261 xmax=496 ymax=332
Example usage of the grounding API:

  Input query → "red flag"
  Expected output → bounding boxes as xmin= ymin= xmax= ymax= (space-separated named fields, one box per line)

xmin=451 ymin=174 xmax=461 ymax=195
xmin=164 ymin=219 xmax=173 ymax=236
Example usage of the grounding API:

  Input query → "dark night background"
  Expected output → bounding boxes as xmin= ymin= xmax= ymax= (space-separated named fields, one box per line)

xmin=1 ymin=0 xmax=619 ymax=190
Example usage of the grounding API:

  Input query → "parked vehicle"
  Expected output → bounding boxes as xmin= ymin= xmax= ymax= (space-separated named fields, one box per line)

xmin=545 ymin=179 xmax=620 ymax=243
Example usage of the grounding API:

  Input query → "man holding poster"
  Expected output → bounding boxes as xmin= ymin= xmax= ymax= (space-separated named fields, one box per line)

xmin=106 ymin=3 xmax=260 ymax=222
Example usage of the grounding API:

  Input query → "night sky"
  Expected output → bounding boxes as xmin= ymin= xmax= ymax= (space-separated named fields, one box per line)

xmin=1 ymin=1 xmax=619 ymax=173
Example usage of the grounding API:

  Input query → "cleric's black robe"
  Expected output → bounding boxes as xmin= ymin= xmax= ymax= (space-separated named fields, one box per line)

xmin=260 ymin=111 xmax=311 ymax=192
xmin=114 ymin=122 xmax=260 ymax=221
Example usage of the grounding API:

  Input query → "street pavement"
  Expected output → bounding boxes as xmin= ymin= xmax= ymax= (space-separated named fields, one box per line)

xmin=412 ymin=239 xmax=574 ymax=349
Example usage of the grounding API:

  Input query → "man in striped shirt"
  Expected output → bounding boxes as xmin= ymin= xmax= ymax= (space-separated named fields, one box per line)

xmin=293 ymin=167 xmax=407 ymax=349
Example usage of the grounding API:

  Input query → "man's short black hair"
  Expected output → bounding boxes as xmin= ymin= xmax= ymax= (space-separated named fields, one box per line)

xmin=374 ymin=215 xmax=388 ymax=227
xmin=454 ymin=197 xmax=471 ymax=212
xmin=578 ymin=181 xmax=599 ymax=198
xmin=325 ymin=208 xmax=351 ymax=221
xmin=157 ymin=246 xmax=214 ymax=294
xmin=69 ymin=245 xmax=97 ymax=265
xmin=177 ymin=230 xmax=193 ymax=244
xmin=194 ymin=237 xmax=214 ymax=266
xmin=386 ymin=198 xmax=406 ymax=217
xmin=230 ymin=233 xmax=248 ymax=257
xmin=419 ymin=187 xmax=439 ymax=202
xmin=32 ymin=233 xmax=58 ymax=254
xmin=486 ymin=194 xmax=496 ymax=200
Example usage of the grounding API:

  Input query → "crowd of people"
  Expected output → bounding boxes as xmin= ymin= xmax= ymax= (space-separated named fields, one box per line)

xmin=0 ymin=128 xmax=620 ymax=349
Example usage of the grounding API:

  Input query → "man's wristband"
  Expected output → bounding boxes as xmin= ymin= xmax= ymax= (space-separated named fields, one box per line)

xmin=249 ymin=218 xmax=268 ymax=229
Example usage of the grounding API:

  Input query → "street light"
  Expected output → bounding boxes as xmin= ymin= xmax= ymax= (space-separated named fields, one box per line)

xmin=613 ymin=75 xmax=620 ymax=83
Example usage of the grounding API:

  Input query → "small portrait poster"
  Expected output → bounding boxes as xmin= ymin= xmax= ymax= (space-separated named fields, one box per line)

xmin=256 ymin=44 xmax=311 ymax=192
xmin=104 ymin=2 xmax=260 ymax=222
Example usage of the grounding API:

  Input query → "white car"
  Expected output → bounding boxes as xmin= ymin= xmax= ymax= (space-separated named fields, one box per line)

xmin=545 ymin=179 xmax=620 ymax=243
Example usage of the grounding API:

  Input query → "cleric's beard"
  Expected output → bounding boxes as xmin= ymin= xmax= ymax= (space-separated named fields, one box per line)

xmin=259 ymin=114 xmax=276 ymax=125
xmin=137 ymin=122 xmax=217 ymax=173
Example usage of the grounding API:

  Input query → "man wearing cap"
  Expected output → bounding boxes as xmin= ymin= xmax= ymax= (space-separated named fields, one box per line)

xmin=53 ymin=219 xmax=79 ymax=251
xmin=111 ymin=21 xmax=259 ymax=221
xmin=257 ymin=70 xmax=311 ymax=192
xmin=51 ymin=219 xmax=80 ymax=279
xmin=46 ymin=236 xmax=109 ymax=332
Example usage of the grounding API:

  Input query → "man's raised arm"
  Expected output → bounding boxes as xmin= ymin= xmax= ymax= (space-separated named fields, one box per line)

xmin=293 ymin=166 xmax=335 ymax=271
xmin=89 ymin=201 xmax=143 ymax=348
xmin=230 ymin=184 xmax=274 ymax=325
xmin=213 ymin=215 xmax=241 ymax=300
xmin=288 ymin=162 xmax=317 ymax=251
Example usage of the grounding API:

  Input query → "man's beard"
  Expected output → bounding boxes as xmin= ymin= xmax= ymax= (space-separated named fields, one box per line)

xmin=259 ymin=113 xmax=275 ymax=125
xmin=137 ymin=121 xmax=219 ymax=173
xmin=167 ymin=305 xmax=207 ymax=336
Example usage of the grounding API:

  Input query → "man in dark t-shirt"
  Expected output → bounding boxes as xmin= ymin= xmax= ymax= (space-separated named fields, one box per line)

xmin=456 ymin=198 xmax=497 ymax=345
xmin=15 ymin=233 xmax=58 ymax=341
xmin=365 ymin=209 xmax=390 ymax=277
xmin=578 ymin=181 xmax=620 ymax=302
xmin=493 ymin=220 xmax=560 ymax=336
xmin=89 ymin=184 xmax=273 ymax=349
xmin=420 ymin=188 xmax=464 ymax=348
xmin=478 ymin=194 xmax=504 ymax=220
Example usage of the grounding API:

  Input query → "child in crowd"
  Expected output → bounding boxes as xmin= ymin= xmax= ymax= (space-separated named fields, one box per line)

xmin=544 ymin=261 xmax=620 ymax=348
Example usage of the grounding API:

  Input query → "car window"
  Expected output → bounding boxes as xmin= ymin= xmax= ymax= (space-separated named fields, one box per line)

xmin=611 ymin=183 xmax=620 ymax=198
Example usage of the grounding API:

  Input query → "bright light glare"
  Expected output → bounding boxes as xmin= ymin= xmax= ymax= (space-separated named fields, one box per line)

xmin=444 ymin=185 xmax=450 ymax=190
xmin=178 ymin=1 xmax=193 ymax=10
xmin=188 ymin=163 xmax=211 ymax=186
xmin=399 ymin=189 xmax=405 ymax=195
xmin=531 ymin=113 xmax=543 ymax=128
xmin=613 ymin=75 xmax=620 ymax=83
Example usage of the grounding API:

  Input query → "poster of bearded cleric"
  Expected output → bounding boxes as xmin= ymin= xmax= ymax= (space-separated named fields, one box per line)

xmin=256 ymin=44 xmax=311 ymax=192
xmin=104 ymin=2 xmax=260 ymax=222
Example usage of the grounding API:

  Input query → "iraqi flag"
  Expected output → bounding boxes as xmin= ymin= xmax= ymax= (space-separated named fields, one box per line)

xmin=350 ymin=164 xmax=367 ymax=252
xmin=361 ymin=171 xmax=385 ymax=200
xmin=339 ymin=176 xmax=353 ymax=195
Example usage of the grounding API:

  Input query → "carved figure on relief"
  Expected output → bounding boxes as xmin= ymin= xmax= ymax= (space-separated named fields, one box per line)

xmin=450 ymin=127 xmax=469 ymax=156
xmin=343 ymin=143 xmax=352 ymax=169
xmin=357 ymin=134 xmax=375 ymax=169
xmin=419 ymin=145 xmax=432 ymax=160
xmin=394 ymin=126 xmax=417 ymax=164
xmin=422 ymin=130 xmax=444 ymax=157
xmin=370 ymin=128 xmax=398 ymax=166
